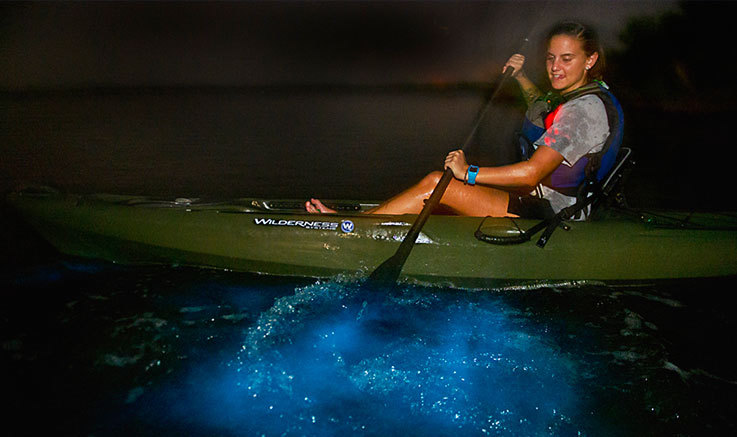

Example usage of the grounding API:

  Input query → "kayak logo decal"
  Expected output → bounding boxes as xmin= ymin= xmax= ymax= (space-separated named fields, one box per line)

xmin=340 ymin=220 xmax=355 ymax=233
xmin=253 ymin=217 xmax=341 ymax=231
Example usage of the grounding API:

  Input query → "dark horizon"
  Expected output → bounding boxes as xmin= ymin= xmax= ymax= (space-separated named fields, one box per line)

xmin=1 ymin=1 xmax=679 ymax=90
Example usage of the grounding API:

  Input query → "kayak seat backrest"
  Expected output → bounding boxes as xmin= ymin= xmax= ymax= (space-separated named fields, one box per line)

xmin=567 ymin=146 xmax=632 ymax=220
xmin=534 ymin=146 xmax=633 ymax=247
xmin=598 ymin=146 xmax=632 ymax=196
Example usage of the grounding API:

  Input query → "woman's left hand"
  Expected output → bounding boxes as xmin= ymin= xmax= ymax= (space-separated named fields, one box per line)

xmin=444 ymin=149 xmax=469 ymax=181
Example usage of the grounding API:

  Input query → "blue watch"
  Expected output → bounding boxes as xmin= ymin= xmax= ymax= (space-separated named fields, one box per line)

xmin=466 ymin=165 xmax=479 ymax=185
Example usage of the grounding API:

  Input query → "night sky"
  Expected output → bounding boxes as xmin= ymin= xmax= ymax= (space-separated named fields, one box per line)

xmin=1 ymin=1 xmax=679 ymax=89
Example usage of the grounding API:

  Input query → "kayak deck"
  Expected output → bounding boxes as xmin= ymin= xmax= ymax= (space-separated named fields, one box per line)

xmin=7 ymin=190 xmax=737 ymax=287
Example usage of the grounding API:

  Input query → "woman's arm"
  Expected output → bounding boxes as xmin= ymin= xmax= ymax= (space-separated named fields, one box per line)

xmin=516 ymin=73 xmax=543 ymax=106
xmin=504 ymin=54 xmax=542 ymax=106
xmin=445 ymin=147 xmax=563 ymax=190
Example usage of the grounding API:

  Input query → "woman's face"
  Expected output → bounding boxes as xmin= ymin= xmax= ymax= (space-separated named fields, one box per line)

xmin=546 ymin=34 xmax=598 ymax=94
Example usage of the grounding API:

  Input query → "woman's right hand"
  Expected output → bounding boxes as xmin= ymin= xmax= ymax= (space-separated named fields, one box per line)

xmin=444 ymin=149 xmax=469 ymax=181
xmin=503 ymin=54 xmax=526 ymax=77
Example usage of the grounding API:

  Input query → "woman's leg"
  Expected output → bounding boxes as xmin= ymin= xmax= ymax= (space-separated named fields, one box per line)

xmin=366 ymin=171 xmax=510 ymax=216
xmin=307 ymin=171 xmax=513 ymax=217
xmin=367 ymin=171 xmax=512 ymax=216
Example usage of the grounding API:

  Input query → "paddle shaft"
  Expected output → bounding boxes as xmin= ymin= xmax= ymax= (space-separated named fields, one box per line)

xmin=459 ymin=65 xmax=517 ymax=152
xmin=368 ymin=66 xmax=517 ymax=286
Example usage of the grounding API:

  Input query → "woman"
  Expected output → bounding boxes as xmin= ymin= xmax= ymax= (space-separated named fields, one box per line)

xmin=306 ymin=21 xmax=616 ymax=218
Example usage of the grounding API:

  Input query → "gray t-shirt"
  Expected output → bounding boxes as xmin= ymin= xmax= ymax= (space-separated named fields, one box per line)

xmin=533 ymin=94 xmax=610 ymax=213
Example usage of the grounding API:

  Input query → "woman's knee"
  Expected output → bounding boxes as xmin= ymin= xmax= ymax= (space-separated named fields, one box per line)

xmin=419 ymin=171 xmax=444 ymax=188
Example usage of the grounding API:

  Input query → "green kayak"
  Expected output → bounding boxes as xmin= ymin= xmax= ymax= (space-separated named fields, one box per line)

xmin=7 ymin=189 xmax=737 ymax=287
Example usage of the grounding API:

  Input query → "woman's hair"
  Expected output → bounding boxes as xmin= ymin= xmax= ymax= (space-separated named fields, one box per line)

xmin=547 ymin=21 xmax=605 ymax=80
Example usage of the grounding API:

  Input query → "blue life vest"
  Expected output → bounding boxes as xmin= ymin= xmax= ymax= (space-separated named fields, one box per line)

xmin=519 ymin=81 xmax=624 ymax=197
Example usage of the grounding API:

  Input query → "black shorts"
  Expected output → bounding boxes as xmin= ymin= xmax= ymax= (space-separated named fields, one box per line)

xmin=507 ymin=195 xmax=555 ymax=219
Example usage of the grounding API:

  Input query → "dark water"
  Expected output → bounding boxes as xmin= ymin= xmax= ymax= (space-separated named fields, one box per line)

xmin=0 ymin=87 xmax=523 ymax=200
xmin=2 ymin=88 xmax=737 ymax=435
xmin=3 ymin=255 xmax=736 ymax=436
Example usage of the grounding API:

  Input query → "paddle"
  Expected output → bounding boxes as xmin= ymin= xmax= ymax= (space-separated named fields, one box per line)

xmin=367 ymin=63 xmax=520 ymax=287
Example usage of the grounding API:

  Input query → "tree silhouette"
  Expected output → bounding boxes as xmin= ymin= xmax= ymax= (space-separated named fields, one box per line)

xmin=609 ymin=1 xmax=737 ymax=111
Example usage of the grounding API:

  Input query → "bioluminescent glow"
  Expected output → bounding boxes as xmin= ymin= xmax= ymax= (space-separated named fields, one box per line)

xmin=6 ymin=260 xmax=736 ymax=435
xmin=143 ymin=282 xmax=582 ymax=435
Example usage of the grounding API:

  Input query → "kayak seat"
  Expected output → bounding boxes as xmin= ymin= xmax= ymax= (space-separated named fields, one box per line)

xmin=534 ymin=146 xmax=633 ymax=247
xmin=475 ymin=147 xmax=634 ymax=247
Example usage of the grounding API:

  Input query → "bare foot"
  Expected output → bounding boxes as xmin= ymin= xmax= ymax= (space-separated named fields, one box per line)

xmin=305 ymin=198 xmax=337 ymax=213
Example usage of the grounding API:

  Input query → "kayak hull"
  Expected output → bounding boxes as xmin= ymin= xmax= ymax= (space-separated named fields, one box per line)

xmin=7 ymin=191 xmax=737 ymax=287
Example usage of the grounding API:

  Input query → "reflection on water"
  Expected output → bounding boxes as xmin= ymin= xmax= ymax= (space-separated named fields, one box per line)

xmin=3 ymin=258 xmax=736 ymax=436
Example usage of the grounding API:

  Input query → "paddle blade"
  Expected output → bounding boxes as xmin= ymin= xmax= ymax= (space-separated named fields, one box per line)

xmin=366 ymin=170 xmax=453 ymax=288
xmin=367 ymin=252 xmax=405 ymax=288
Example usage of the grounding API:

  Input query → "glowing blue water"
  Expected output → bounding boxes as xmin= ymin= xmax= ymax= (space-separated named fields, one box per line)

xmin=225 ymin=282 xmax=578 ymax=435
xmin=96 ymin=279 xmax=582 ymax=435
xmin=3 ymin=261 xmax=737 ymax=436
